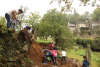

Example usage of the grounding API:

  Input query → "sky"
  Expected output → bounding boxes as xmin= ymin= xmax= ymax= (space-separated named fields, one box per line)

xmin=0 ymin=0 xmax=99 ymax=17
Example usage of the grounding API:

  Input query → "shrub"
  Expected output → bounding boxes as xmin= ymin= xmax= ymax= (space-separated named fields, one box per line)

xmin=75 ymin=37 xmax=100 ymax=51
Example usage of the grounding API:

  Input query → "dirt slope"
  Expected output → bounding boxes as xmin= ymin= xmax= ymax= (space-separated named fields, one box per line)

xmin=27 ymin=41 xmax=81 ymax=67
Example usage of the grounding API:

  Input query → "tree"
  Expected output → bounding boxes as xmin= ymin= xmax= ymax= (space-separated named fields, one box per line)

xmin=83 ymin=11 xmax=90 ymax=22
xmin=0 ymin=16 xmax=6 ymax=27
xmin=91 ymin=8 xmax=100 ymax=23
xmin=50 ymin=0 xmax=98 ymax=12
xmin=39 ymin=8 xmax=74 ymax=49
xmin=18 ymin=6 xmax=29 ymax=30
xmin=28 ymin=12 xmax=41 ymax=28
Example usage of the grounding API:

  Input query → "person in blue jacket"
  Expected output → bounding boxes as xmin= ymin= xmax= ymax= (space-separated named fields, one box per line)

xmin=24 ymin=25 xmax=32 ymax=32
xmin=82 ymin=56 xmax=89 ymax=67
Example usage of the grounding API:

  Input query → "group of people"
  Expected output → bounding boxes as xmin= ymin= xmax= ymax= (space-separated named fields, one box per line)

xmin=5 ymin=9 xmax=39 ymax=40
xmin=5 ymin=9 xmax=89 ymax=67
xmin=40 ymin=42 xmax=67 ymax=66
xmin=24 ymin=25 xmax=38 ymax=40
xmin=40 ymin=42 xmax=89 ymax=67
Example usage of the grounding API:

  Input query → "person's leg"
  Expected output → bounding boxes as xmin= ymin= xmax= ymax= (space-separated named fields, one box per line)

xmin=55 ymin=56 xmax=58 ymax=65
xmin=44 ymin=54 xmax=47 ymax=63
xmin=5 ymin=13 xmax=11 ymax=28
xmin=49 ymin=53 xmax=55 ymax=65
xmin=64 ymin=56 xmax=66 ymax=65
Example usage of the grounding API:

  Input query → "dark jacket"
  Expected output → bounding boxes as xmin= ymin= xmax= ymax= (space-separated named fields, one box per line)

xmin=83 ymin=59 xmax=89 ymax=67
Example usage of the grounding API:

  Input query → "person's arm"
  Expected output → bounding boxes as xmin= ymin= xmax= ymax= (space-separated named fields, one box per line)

xmin=40 ymin=50 xmax=44 ymax=56
xmin=12 ymin=10 xmax=16 ymax=18
xmin=83 ymin=60 xmax=85 ymax=66
xmin=25 ymin=27 xmax=27 ymax=30
xmin=34 ymin=30 xmax=36 ymax=34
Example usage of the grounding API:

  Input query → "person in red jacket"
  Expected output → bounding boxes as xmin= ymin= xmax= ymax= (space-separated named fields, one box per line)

xmin=49 ymin=42 xmax=53 ymax=49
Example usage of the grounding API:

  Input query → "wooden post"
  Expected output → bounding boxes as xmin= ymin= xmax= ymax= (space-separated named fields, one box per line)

xmin=87 ymin=45 xmax=92 ymax=67
xmin=85 ymin=48 xmax=88 ymax=59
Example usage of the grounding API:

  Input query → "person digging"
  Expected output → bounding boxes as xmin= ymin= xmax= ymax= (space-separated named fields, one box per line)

xmin=31 ymin=28 xmax=39 ymax=40
xmin=5 ymin=9 xmax=23 ymax=29
xmin=40 ymin=47 xmax=55 ymax=65
xmin=24 ymin=25 xmax=32 ymax=33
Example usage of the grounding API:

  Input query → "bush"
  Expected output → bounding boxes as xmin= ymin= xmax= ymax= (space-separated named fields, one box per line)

xmin=76 ymin=37 xmax=100 ymax=51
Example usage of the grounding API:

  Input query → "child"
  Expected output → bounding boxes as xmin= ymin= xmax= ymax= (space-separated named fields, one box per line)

xmin=61 ymin=49 xmax=67 ymax=65
xmin=50 ymin=48 xmax=58 ymax=66
xmin=49 ymin=42 xmax=53 ymax=49
xmin=40 ymin=47 xmax=55 ymax=65
xmin=82 ymin=56 xmax=89 ymax=67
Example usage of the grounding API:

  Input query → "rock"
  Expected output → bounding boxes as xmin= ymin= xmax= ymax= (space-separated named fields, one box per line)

xmin=23 ymin=45 xmax=28 ymax=51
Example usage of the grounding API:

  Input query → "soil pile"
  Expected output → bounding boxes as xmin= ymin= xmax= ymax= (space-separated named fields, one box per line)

xmin=27 ymin=41 xmax=82 ymax=67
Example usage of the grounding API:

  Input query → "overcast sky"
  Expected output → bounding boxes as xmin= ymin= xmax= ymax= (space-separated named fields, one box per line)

xmin=0 ymin=0 xmax=99 ymax=17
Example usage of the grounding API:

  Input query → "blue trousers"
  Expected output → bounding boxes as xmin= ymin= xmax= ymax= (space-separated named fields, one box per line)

xmin=5 ymin=13 xmax=11 ymax=28
xmin=44 ymin=52 xmax=55 ymax=65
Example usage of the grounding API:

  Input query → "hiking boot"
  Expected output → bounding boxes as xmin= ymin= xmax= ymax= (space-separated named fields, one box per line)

xmin=43 ymin=63 xmax=47 ymax=64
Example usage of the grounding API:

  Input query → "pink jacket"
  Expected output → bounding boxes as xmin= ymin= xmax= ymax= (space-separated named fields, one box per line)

xmin=51 ymin=50 xmax=57 ymax=56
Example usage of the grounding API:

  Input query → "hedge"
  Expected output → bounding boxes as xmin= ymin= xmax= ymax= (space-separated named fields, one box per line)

xmin=75 ymin=37 xmax=100 ymax=51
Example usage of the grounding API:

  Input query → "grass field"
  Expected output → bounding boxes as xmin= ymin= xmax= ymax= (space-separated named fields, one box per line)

xmin=36 ymin=39 xmax=54 ymax=43
xmin=37 ymin=39 xmax=100 ymax=67
xmin=67 ymin=50 xmax=100 ymax=67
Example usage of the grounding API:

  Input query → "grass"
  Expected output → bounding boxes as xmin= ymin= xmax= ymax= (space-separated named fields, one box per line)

xmin=36 ymin=39 xmax=54 ymax=44
xmin=36 ymin=39 xmax=100 ymax=67
xmin=67 ymin=50 xmax=100 ymax=67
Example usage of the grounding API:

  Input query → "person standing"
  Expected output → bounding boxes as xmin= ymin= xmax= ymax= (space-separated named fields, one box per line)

xmin=5 ymin=9 xmax=23 ymax=28
xmin=50 ymin=48 xmax=58 ymax=66
xmin=82 ymin=56 xmax=89 ymax=67
xmin=61 ymin=49 xmax=67 ymax=65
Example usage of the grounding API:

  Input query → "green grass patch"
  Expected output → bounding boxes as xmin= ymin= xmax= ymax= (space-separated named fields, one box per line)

xmin=67 ymin=50 xmax=100 ymax=67
xmin=36 ymin=39 xmax=54 ymax=43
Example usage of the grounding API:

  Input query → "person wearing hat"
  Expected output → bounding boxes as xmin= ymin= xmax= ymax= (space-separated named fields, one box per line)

xmin=24 ymin=25 xmax=32 ymax=33
xmin=5 ymin=9 xmax=23 ymax=29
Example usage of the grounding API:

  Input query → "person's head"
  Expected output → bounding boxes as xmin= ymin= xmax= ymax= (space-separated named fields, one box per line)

xmin=29 ymin=25 xmax=32 ymax=28
xmin=54 ymin=44 xmax=57 ymax=46
xmin=83 ymin=56 xmax=87 ymax=59
xmin=18 ymin=9 xmax=23 ymax=14
xmin=36 ymin=28 xmax=39 ymax=31
xmin=50 ymin=42 xmax=53 ymax=44
xmin=42 ymin=47 xmax=46 ymax=50
xmin=63 ymin=48 xmax=65 ymax=51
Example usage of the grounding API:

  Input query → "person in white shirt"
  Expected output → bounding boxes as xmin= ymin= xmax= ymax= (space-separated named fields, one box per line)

xmin=61 ymin=49 xmax=67 ymax=65
xmin=5 ymin=9 xmax=23 ymax=28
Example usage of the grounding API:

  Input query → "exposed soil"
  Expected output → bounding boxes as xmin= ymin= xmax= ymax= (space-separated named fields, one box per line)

xmin=27 ymin=41 xmax=82 ymax=67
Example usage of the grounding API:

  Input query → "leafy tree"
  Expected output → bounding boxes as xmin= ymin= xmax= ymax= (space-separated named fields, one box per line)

xmin=39 ymin=8 xmax=74 ymax=49
xmin=28 ymin=12 xmax=41 ymax=29
xmin=91 ymin=8 xmax=100 ymax=23
xmin=0 ymin=16 xmax=6 ymax=27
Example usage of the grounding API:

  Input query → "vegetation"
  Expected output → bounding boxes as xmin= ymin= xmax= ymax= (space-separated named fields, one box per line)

xmin=67 ymin=49 xmax=100 ymax=67
xmin=75 ymin=37 xmax=100 ymax=51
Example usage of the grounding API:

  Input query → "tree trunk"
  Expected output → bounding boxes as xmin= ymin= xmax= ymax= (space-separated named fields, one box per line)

xmin=46 ymin=36 xmax=47 ymax=41
xmin=85 ymin=48 xmax=88 ymax=59
xmin=87 ymin=45 xmax=92 ymax=67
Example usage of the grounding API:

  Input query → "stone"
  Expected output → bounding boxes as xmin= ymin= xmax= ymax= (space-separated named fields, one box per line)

xmin=23 ymin=45 xmax=28 ymax=51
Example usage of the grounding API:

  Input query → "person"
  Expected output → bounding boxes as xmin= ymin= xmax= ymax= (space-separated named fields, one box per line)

xmin=50 ymin=48 xmax=58 ymax=66
xmin=82 ymin=56 xmax=89 ymax=67
xmin=24 ymin=25 xmax=32 ymax=32
xmin=53 ymin=44 xmax=60 ymax=51
xmin=40 ymin=47 xmax=55 ymax=65
xmin=5 ymin=9 xmax=23 ymax=29
xmin=61 ymin=49 xmax=67 ymax=65
xmin=49 ymin=42 xmax=53 ymax=49
xmin=31 ymin=28 xmax=39 ymax=40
